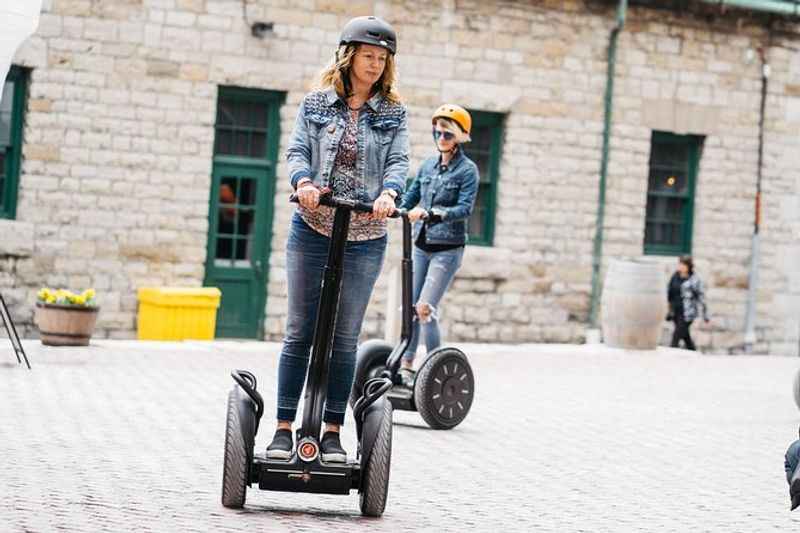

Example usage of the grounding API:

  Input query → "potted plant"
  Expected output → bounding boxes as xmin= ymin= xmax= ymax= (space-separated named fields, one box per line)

xmin=35 ymin=288 xmax=99 ymax=346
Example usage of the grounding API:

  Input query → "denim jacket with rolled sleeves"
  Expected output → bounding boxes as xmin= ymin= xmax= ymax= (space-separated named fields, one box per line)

xmin=286 ymin=87 xmax=409 ymax=203
xmin=400 ymin=149 xmax=479 ymax=246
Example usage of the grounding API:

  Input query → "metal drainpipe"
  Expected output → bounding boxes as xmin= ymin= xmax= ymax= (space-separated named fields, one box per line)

xmin=588 ymin=0 xmax=627 ymax=329
xmin=699 ymin=0 xmax=800 ymax=17
xmin=743 ymin=46 xmax=770 ymax=352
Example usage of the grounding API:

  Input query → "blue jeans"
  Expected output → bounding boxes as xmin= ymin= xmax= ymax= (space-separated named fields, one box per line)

xmin=786 ymin=439 xmax=800 ymax=483
xmin=276 ymin=213 xmax=386 ymax=425
xmin=402 ymin=246 xmax=464 ymax=363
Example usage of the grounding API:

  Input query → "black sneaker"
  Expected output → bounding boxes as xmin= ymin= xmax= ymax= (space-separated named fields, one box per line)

xmin=266 ymin=429 xmax=293 ymax=460
xmin=320 ymin=431 xmax=347 ymax=463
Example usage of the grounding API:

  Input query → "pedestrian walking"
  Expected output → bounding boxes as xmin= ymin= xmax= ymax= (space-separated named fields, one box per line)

xmin=667 ymin=255 xmax=709 ymax=351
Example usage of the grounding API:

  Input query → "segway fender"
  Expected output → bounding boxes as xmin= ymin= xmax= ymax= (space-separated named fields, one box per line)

xmin=356 ymin=340 xmax=395 ymax=379
xmin=359 ymin=396 xmax=389 ymax=471
xmin=232 ymin=386 xmax=258 ymax=463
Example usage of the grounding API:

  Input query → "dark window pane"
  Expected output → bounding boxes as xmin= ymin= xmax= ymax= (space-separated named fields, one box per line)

xmin=217 ymin=206 xmax=236 ymax=236
xmin=234 ymin=131 xmax=248 ymax=156
xmin=250 ymin=132 xmax=266 ymax=158
xmin=235 ymin=237 xmax=250 ymax=260
xmin=239 ymin=178 xmax=256 ymax=206
xmin=468 ymin=185 xmax=488 ymax=240
xmin=650 ymin=141 xmax=689 ymax=168
xmin=468 ymin=205 xmax=484 ymax=239
xmin=648 ymin=168 xmax=688 ymax=195
xmin=646 ymin=196 xmax=685 ymax=222
xmin=254 ymin=105 xmax=268 ymax=128
xmin=645 ymin=222 xmax=683 ymax=247
xmin=217 ymin=100 xmax=234 ymax=125
xmin=237 ymin=208 xmax=255 ymax=237
xmin=214 ymin=96 xmax=270 ymax=159
xmin=0 ymin=80 xmax=13 ymax=147
xmin=216 ymin=236 xmax=233 ymax=260
xmin=215 ymin=129 xmax=232 ymax=155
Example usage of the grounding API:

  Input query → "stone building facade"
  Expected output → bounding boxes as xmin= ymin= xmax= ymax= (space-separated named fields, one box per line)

xmin=1 ymin=0 xmax=798 ymax=355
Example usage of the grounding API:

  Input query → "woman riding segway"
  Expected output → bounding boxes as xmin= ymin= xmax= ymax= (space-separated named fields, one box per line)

xmin=348 ymin=105 xmax=478 ymax=431
xmin=266 ymin=16 xmax=408 ymax=463
xmin=398 ymin=104 xmax=479 ymax=384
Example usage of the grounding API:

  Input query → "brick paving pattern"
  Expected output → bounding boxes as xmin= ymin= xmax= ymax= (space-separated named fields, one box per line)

xmin=2 ymin=340 xmax=799 ymax=531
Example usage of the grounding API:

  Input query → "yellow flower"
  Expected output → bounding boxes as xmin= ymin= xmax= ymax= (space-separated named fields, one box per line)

xmin=72 ymin=295 xmax=87 ymax=305
xmin=45 ymin=295 xmax=57 ymax=304
xmin=82 ymin=288 xmax=96 ymax=300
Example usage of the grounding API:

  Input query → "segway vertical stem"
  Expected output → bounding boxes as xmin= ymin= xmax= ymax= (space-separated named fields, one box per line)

xmin=299 ymin=206 xmax=351 ymax=441
xmin=384 ymin=212 xmax=414 ymax=376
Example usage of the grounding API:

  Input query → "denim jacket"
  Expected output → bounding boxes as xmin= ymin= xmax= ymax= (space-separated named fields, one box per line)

xmin=286 ymin=87 xmax=409 ymax=202
xmin=400 ymin=148 xmax=479 ymax=246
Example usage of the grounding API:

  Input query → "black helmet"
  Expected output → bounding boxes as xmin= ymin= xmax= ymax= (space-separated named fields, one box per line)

xmin=339 ymin=16 xmax=397 ymax=55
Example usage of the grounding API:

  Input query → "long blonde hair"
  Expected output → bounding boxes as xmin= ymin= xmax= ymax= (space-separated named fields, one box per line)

xmin=317 ymin=44 xmax=402 ymax=104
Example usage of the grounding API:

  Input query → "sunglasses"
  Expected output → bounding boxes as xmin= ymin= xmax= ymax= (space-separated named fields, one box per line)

xmin=432 ymin=129 xmax=455 ymax=141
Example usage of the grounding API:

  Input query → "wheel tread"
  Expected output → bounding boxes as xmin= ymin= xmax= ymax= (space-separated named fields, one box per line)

xmin=360 ymin=400 xmax=393 ymax=517
xmin=221 ymin=389 xmax=249 ymax=508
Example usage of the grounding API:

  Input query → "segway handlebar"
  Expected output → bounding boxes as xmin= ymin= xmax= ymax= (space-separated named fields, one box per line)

xmin=289 ymin=188 xmax=406 ymax=219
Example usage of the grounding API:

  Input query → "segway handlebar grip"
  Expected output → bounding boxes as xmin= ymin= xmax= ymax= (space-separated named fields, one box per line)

xmin=289 ymin=190 xmax=406 ymax=218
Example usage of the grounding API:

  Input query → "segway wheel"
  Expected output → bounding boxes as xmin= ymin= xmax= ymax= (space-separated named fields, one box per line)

xmin=350 ymin=340 xmax=393 ymax=409
xmin=794 ymin=369 xmax=800 ymax=410
xmin=360 ymin=400 xmax=393 ymax=517
xmin=414 ymin=347 xmax=474 ymax=430
xmin=221 ymin=388 xmax=250 ymax=508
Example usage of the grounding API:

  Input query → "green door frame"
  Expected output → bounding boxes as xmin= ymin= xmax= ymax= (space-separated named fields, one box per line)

xmin=1 ymin=66 xmax=28 ymax=220
xmin=204 ymin=87 xmax=284 ymax=338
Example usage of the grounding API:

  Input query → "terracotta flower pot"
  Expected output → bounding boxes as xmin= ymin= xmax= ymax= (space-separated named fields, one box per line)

xmin=35 ymin=302 xmax=100 ymax=346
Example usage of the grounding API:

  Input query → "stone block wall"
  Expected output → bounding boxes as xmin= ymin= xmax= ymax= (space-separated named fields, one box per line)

xmin=1 ymin=0 xmax=797 ymax=355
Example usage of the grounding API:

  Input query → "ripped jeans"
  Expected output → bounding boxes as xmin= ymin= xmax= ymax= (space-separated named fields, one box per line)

xmin=402 ymin=246 xmax=464 ymax=363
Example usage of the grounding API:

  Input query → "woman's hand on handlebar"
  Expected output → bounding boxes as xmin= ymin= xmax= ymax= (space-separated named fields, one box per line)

xmin=407 ymin=207 xmax=428 ymax=223
xmin=296 ymin=180 xmax=320 ymax=210
xmin=371 ymin=192 xmax=396 ymax=220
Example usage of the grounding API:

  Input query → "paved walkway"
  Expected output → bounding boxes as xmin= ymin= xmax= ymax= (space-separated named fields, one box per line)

xmin=1 ymin=340 xmax=799 ymax=531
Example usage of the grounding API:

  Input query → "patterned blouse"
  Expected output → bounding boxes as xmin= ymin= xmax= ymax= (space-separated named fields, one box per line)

xmin=299 ymin=109 xmax=387 ymax=241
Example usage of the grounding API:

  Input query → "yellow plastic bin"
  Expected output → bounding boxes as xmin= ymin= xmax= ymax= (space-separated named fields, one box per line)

xmin=137 ymin=287 xmax=222 ymax=341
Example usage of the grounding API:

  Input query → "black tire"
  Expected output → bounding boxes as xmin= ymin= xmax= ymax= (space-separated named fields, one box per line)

xmin=221 ymin=388 xmax=250 ymax=508
xmin=414 ymin=347 xmax=474 ymax=430
xmin=360 ymin=400 xmax=393 ymax=517
xmin=350 ymin=340 xmax=392 ymax=409
xmin=794 ymin=369 xmax=800 ymax=410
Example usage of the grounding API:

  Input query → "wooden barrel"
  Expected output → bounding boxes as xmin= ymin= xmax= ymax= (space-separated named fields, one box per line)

xmin=600 ymin=259 xmax=666 ymax=350
xmin=35 ymin=303 xmax=99 ymax=346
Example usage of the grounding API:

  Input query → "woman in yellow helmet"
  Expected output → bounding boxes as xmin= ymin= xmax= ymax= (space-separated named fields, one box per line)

xmin=398 ymin=104 xmax=479 ymax=382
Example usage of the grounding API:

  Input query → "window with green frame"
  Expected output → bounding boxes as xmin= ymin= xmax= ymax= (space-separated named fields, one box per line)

xmin=1 ymin=66 xmax=28 ymax=219
xmin=464 ymin=110 xmax=504 ymax=246
xmin=643 ymin=131 xmax=703 ymax=255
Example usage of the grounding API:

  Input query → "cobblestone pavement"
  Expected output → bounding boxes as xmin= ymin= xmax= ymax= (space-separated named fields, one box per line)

xmin=1 ymin=340 xmax=800 ymax=532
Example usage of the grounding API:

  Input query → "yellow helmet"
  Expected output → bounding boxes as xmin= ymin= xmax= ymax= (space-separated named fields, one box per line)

xmin=431 ymin=104 xmax=472 ymax=135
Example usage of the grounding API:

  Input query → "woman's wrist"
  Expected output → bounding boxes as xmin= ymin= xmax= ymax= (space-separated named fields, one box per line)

xmin=297 ymin=178 xmax=315 ymax=190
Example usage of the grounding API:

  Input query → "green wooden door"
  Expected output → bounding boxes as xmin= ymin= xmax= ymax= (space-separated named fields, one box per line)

xmin=204 ymin=87 xmax=284 ymax=338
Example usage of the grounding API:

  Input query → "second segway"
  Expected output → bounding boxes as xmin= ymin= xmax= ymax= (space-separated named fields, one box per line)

xmin=350 ymin=210 xmax=475 ymax=430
